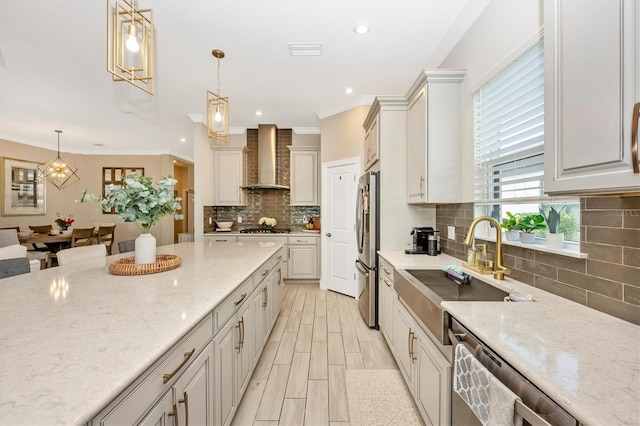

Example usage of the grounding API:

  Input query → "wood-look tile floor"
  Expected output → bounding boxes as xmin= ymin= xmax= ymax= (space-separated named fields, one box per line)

xmin=232 ymin=284 xmax=399 ymax=426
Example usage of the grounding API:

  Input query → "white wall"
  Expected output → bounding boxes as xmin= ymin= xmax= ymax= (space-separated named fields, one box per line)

xmin=319 ymin=105 xmax=369 ymax=169
xmin=438 ymin=0 xmax=543 ymax=200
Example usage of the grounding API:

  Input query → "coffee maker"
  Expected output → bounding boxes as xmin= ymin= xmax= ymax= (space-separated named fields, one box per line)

xmin=405 ymin=227 xmax=434 ymax=254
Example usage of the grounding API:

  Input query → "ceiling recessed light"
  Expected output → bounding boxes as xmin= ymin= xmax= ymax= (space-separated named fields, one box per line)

xmin=180 ymin=138 xmax=186 ymax=142
xmin=256 ymin=110 xmax=263 ymax=116
xmin=353 ymin=23 xmax=370 ymax=35
xmin=345 ymin=87 xmax=353 ymax=94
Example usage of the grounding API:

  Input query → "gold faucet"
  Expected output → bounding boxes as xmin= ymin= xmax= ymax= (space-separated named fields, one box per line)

xmin=463 ymin=216 xmax=510 ymax=280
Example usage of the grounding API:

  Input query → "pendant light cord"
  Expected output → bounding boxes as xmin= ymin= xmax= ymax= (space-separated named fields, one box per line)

xmin=55 ymin=130 xmax=62 ymax=158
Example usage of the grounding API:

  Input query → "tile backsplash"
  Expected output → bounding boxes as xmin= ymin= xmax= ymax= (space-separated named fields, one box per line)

xmin=204 ymin=128 xmax=320 ymax=232
xmin=436 ymin=196 xmax=640 ymax=325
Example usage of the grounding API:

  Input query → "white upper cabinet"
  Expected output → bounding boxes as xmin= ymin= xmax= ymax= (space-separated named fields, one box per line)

xmin=406 ymin=70 xmax=465 ymax=204
xmin=212 ymin=146 xmax=248 ymax=206
xmin=364 ymin=115 xmax=380 ymax=171
xmin=544 ymin=0 xmax=640 ymax=194
xmin=289 ymin=146 xmax=320 ymax=206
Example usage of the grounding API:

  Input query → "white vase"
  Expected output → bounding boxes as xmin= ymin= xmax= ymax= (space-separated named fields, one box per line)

xmin=505 ymin=230 xmax=520 ymax=241
xmin=545 ymin=233 xmax=565 ymax=249
xmin=519 ymin=232 xmax=536 ymax=244
xmin=135 ymin=233 xmax=156 ymax=264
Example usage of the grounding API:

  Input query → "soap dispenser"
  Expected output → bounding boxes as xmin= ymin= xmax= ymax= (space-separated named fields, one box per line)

xmin=467 ymin=242 xmax=478 ymax=267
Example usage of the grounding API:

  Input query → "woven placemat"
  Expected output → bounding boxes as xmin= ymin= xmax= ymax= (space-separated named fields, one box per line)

xmin=108 ymin=254 xmax=182 ymax=276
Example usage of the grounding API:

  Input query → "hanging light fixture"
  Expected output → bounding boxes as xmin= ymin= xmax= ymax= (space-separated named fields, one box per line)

xmin=107 ymin=0 xmax=155 ymax=95
xmin=38 ymin=130 xmax=80 ymax=190
xmin=207 ymin=49 xmax=229 ymax=142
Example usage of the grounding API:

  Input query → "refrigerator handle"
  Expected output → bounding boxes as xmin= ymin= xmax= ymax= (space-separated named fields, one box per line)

xmin=355 ymin=259 xmax=370 ymax=275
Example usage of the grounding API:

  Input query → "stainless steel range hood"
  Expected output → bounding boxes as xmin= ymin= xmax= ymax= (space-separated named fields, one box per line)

xmin=241 ymin=124 xmax=289 ymax=190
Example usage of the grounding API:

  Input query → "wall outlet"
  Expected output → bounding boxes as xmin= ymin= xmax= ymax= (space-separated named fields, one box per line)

xmin=447 ymin=226 xmax=456 ymax=240
xmin=237 ymin=216 xmax=242 ymax=224
xmin=208 ymin=217 xmax=212 ymax=225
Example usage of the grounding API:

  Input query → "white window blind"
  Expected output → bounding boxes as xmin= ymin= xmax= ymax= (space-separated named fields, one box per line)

xmin=474 ymin=41 xmax=545 ymax=202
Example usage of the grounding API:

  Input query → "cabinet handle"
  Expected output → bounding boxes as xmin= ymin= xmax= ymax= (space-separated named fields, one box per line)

xmin=409 ymin=330 xmax=417 ymax=363
xmin=383 ymin=267 xmax=391 ymax=275
xmin=262 ymin=268 xmax=269 ymax=276
xmin=384 ymin=277 xmax=392 ymax=288
xmin=179 ymin=391 xmax=189 ymax=426
xmin=163 ymin=348 xmax=195 ymax=384
xmin=277 ymin=255 xmax=282 ymax=260
xmin=235 ymin=321 xmax=242 ymax=352
xmin=407 ymin=329 xmax=413 ymax=360
xmin=262 ymin=286 xmax=268 ymax=307
xmin=240 ymin=317 xmax=245 ymax=348
xmin=234 ymin=293 xmax=247 ymax=306
xmin=419 ymin=176 xmax=425 ymax=197
xmin=168 ymin=403 xmax=180 ymax=426
xmin=632 ymin=102 xmax=639 ymax=174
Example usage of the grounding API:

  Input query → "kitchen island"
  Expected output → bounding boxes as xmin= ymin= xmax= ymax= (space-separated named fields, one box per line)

xmin=379 ymin=250 xmax=640 ymax=426
xmin=0 ymin=241 xmax=283 ymax=425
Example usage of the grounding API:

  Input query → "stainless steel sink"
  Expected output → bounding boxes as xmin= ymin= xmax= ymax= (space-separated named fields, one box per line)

xmin=395 ymin=269 xmax=508 ymax=344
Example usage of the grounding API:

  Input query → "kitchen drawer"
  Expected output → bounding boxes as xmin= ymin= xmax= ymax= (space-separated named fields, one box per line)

xmin=214 ymin=277 xmax=254 ymax=333
xmin=287 ymin=236 xmax=318 ymax=245
xmin=237 ymin=235 xmax=288 ymax=244
xmin=204 ymin=235 xmax=238 ymax=243
xmin=379 ymin=257 xmax=394 ymax=282
xmin=96 ymin=314 xmax=213 ymax=425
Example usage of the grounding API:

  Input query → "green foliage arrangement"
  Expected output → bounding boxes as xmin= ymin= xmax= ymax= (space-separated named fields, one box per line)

xmin=516 ymin=213 xmax=546 ymax=233
xmin=78 ymin=173 xmax=182 ymax=234
xmin=539 ymin=205 xmax=567 ymax=234
xmin=501 ymin=211 xmax=519 ymax=231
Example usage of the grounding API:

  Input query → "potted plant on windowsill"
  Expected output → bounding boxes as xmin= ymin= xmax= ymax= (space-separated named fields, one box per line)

xmin=516 ymin=213 xmax=546 ymax=244
xmin=501 ymin=211 xmax=520 ymax=241
xmin=540 ymin=205 xmax=567 ymax=249
xmin=78 ymin=173 xmax=182 ymax=264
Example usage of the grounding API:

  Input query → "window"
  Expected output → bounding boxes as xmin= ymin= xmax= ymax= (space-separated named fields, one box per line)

xmin=473 ymin=40 xmax=580 ymax=243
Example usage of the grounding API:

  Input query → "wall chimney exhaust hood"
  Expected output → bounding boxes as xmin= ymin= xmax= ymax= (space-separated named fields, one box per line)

xmin=241 ymin=124 xmax=290 ymax=190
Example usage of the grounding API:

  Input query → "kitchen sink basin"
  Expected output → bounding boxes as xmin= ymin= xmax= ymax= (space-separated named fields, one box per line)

xmin=394 ymin=269 xmax=508 ymax=344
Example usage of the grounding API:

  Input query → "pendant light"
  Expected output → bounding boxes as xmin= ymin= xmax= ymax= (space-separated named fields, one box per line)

xmin=38 ymin=130 xmax=80 ymax=190
xmin=207 ymin=49 xmax=229 ymax=143
xmin=107 ymin=0 xmax=155 ymax=95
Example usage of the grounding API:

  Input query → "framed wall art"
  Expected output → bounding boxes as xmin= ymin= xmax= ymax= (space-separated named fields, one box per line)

xmin=1 ymin=157 xmax=46 ymax=216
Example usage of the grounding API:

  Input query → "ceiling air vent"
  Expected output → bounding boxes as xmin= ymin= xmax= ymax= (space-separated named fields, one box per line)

xmin=288 ymin=43 xmax=323 ymax=57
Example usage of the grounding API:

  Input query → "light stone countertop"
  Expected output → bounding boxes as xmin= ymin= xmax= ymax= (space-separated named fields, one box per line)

xmin=378 ymin=250 xmax=640 ymax=426
xmin=0 ymin=241 xmax=282 ymax=426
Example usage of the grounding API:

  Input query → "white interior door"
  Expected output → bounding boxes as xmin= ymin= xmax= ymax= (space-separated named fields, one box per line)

xmin=321 ymin=158 xmax=360 ymax=297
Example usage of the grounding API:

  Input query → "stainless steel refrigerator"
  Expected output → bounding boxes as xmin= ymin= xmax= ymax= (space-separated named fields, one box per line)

xmin=355 ymin=171 xmax=379 ymax=328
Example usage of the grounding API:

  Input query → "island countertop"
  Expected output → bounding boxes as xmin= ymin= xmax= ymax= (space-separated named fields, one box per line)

xmin=378 ymin=250 xmax=640 ymax=426
xmin=0 ymin=241 xmax=282 ymax=425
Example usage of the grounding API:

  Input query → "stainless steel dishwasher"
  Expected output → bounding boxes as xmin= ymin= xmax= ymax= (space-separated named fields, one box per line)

xmin=448 ymin=316 xmax=578 ymax=426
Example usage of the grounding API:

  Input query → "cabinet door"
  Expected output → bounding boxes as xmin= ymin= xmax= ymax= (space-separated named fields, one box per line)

xmin=407 ymin=87 xmax=426 ymax=204
xmin=290 ymin=150 xmax=319 ymax=206
xmin=365 ymin=116 xmax=379 ymax=170
xmin=174 ymin=342 xmax=214 ymax=426
xmin=544 ymin=0 xmax=640 ymax=194
xmin=394 ymin=302 xmax=416 ymax=394
xmin=379 ymin=274 xmax=396 ymax=354
xmin=236 ymin=301 xmax=255 ymax=399
xmin=137 ymin=390 xmax=175 ymax=426
xmin=213 ymin=149 xmax=246 ymax=206
xmin=252 ymin=284 xmax=267 ymax=362
xmin=213 ymin=318 xmax=237 ymax=426
xmin=288 ymin=245 xmax=318 ymax=279
xmin=415 ymin=327 xmax=451 ymax=426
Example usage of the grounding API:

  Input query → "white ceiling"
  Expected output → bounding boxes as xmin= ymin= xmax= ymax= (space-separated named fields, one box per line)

xmin=0 ymin=1 xmax=485 ymax=162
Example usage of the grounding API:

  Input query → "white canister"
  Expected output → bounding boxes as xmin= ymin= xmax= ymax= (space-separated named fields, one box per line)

xmin=135 ymin=233 xmax=157 ymax=264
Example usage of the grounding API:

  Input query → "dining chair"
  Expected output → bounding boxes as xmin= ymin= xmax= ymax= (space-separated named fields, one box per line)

xmin=96 ymin=225 xmax=116 ymax=255
xmin=0 ymin=257 xmax=31 ymax=279
xmin=118 ymin=239 xmax=136 ymax=254
xmin=57 ymin=244 xmax=107 ymax=266
xmin=0 ymin=229 xmax=47 ymax=270
xmin=71 ymin=227 xmax=95 ymax=247
xmin=28 ymin=225 xmax=54 ymax=252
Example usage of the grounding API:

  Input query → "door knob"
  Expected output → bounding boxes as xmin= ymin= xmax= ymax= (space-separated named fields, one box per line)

xmin=326 ymin=232 xmax=332 ymax=237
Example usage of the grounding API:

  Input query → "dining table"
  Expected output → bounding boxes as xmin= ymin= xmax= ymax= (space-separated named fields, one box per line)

xmin=19 ymin=233 xmax=72 ymax=253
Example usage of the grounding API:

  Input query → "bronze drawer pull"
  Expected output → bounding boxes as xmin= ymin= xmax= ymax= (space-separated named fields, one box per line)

xmin=383 ymin=277 xmax=392 ymax=288
xmin=167 ymin=403 xmax=179 ymax=426
xmin=632 ymin=102 xmax=639 ymax=174
xmin=262 ymin=269 xmax=269 ymax=276
xmin=234 ymin=293 xmax=247 ymax=306
xmin=262 ymin=287 xmax=268 ymax=307
xmin=163 ymin=348 xmax=196 ymax=384
xmin=179 ymin=391 xmax=189 ymax=426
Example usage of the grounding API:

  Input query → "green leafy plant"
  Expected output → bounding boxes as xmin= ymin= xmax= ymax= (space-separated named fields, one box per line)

xmin=539 ymin=205 xmax=567 ymax=234
xmin=77 ymin=173 xmax=182 ymax=234
xmin=501 ymin=211 xmax=519 ymax=231
xmin=516 ymin=213 xmax=546 ymax=233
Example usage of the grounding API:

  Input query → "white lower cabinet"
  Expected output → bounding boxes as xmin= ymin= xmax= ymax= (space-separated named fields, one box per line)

xmin=378 ymin=258 xmax=396 ymax=352
xmin=137 ymin=390 xmax=174 ymax=426
xmin=174 ymin=341 xmax=214 ymax=425
xmin=393 ymin=301 xmax=450 ymax=426
xmin=214 ymin=314 xmax=237 ymax=426
xmin=287 ymin=236 xmax=319 ymax=280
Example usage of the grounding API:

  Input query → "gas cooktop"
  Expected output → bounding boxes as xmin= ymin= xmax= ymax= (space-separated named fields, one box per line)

xmin=239 ymin=228 xmax=291 ymax=234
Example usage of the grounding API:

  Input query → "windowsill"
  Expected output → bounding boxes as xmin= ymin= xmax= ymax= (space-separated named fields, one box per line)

xmin=474 ymin=234 xmax=588 ymax=259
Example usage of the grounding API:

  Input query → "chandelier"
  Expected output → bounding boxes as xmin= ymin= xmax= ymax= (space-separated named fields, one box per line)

xmin=207 ymin=49 xmax=229 ymax=142
xmin=107 ymin=0 xmax=155 ymax=95
xmin=38 ymin=130 xmax=80 ymax=190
